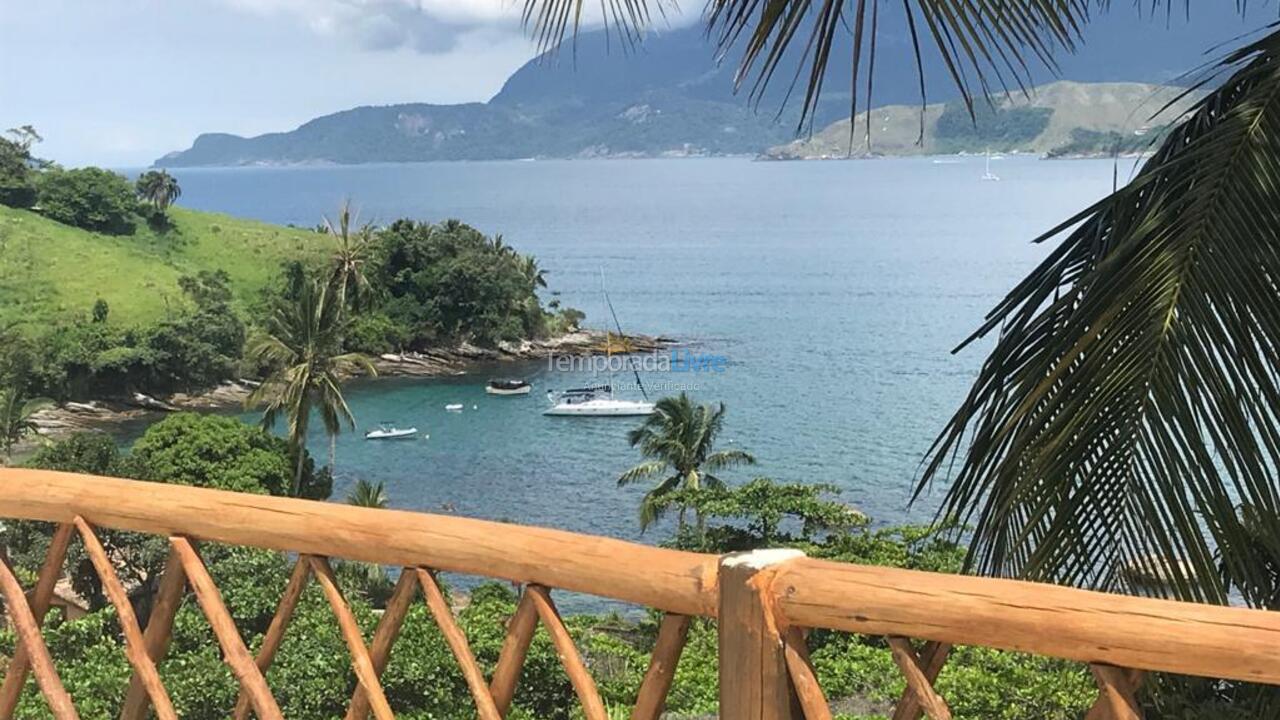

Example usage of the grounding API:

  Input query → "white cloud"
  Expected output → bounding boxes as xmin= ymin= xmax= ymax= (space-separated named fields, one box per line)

xmin=219 ymin=0 xmax=524 ymax=53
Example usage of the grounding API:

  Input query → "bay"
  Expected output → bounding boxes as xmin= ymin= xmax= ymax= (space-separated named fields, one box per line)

xmin=164 ymin=156 xmax=1120 ymax=542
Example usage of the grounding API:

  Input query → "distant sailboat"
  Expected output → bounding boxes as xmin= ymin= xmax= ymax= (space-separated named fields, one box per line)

xmin=982 ymin=150 xmax=1000 ymax=181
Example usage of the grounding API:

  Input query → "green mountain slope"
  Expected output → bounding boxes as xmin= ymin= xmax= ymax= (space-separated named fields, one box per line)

xmin=0 ymin=206 xmax=327 ymax=330
xmin=764 ymin=81 xmax=1198 ymax=159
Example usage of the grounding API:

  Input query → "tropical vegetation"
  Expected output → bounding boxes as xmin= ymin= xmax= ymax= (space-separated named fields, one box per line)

xmin=0 ymin=421 xmax=1097 ymax=720
xmin=247 ymin=279 xmax=373 ymax=490
xmin=618 ymin=393 xmax=755 ymax=534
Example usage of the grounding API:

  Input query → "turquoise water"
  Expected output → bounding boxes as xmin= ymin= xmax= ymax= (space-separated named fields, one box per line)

xmin=166 ymin=156 xmax=1120 ymax=541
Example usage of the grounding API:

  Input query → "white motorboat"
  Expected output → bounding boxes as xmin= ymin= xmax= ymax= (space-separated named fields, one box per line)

xmin=543 ymin=386 xmax=655 ymax=416
xmin=364 ymin=423 xmax=418 ymax=440
xmin=486 ymin=378 xmax=532 ymax=395
xmin=444 ymin=403 xmax=464 ymax=412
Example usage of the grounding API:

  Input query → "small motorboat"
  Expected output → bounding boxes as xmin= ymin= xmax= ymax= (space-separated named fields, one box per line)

xmin=364 ymin=423 xmax=418 ymax=440
xmin=445 ymin=403 xmax=464 ymax=412
xmin=486 ymin=378 xmax=532 ymax=396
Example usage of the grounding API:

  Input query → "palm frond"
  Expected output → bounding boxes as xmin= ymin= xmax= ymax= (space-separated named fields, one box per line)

xmin=704 ymin=449 xmax=756 ymax=471
xmin=916 ymin=26 xmax=1280 ymax=605
xmin=618 ymin=460 xmax=668 ymax=486
xmin=519 ymin=1 xmax=1233 ymax=131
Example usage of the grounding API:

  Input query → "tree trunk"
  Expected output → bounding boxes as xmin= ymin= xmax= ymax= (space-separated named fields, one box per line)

xmin=329 ymin=434 xmax=337 ymax=474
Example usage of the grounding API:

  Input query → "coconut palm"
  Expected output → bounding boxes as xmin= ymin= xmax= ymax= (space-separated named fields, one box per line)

xmin=323 ymin=200 xmax=375 ymax=314
xmin=619 ymin=393 xmax=754 ymax=533
xmin=525 ymin=1 xmax=1280 ymax=608
xmin=0 ymin=387 xmax=51 ymax=459
xmin=246 ymin=279 xmax=374 ymax=494
xmin=346 ymin=479 xmax=389 ymax=509
xmin=134 ymin=170 xmax=181 ymax=214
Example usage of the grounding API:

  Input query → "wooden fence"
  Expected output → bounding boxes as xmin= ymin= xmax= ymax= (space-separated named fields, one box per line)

xmin=1 ymin=470 xmax=1278 ymax=720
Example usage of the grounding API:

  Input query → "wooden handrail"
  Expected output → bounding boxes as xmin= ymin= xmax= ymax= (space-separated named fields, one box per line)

xmin=773 ymin=557 xmax=1280 ymax=685
xmin=3 ymin=468 xmax=1280 ymax=718
xmin=0 ymin=469 xmax=719 ymax=617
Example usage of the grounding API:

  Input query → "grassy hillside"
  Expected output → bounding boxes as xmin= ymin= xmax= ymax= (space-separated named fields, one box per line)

xmin=0 ymin=205 xmax=327 ymax=331
xmin=764 ymin=81 xmax=1199 ymax=159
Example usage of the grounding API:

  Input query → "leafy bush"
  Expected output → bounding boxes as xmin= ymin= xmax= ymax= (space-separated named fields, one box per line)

xmin=35 ymin=167 xmax=139 ymax=234
xmin=129 ymin=413 xmax=331 ymax=500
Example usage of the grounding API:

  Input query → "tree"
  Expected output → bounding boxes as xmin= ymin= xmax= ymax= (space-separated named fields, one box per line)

xmin=346 ymin=479 xmax=388 ymax=508
xmin=246 ymin=279 xmax=373 ymax=493
xmin=91 ymin=299 xmax=109 ymax=324
xmin=36 ymin=166 xmax=138 ymax=234
xmin=0 ymin=126 xmax=41 ymax=208
xmin=662 ymin=478 xmax=868 ymax=552
xmin=618 ymin=393 xmax=754 ymax=534
xmin=129 ymin=413 xmax=331 ymax=500
xmin=134 ymin=169 xmax=181 ymax=215
xmin=0 ymin=386 xmax=51 ymax=459
xmin=323 ymin=200 xmax=375 ymax=314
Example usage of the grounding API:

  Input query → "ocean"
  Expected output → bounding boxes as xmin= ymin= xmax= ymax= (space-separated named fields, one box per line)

xmin=164 ymin=156 xmax=1121 ymax=542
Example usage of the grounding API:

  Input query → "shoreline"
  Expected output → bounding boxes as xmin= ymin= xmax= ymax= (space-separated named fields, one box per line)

xmin=23 ymin=329 xmax=676 ymax=447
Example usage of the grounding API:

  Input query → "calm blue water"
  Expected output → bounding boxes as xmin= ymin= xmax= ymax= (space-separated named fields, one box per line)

xmin=163 ymin=157 xmax=1119 ymax=543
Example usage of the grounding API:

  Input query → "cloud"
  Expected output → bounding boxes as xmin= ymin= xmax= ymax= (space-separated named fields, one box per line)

xmin=221 ymin=0 xmax=523 ymax=54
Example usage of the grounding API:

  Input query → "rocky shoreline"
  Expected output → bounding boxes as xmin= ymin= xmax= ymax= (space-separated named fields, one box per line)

xmin=24 ymin=330 xmax=675 ymax=447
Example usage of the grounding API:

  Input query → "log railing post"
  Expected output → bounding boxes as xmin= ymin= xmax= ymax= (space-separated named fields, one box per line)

xmin=718 ymin=549 xmax=806 ymax=720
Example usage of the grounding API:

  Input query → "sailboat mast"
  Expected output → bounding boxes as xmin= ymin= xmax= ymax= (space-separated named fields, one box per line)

xmin=600 ymin=267 xmax=649 ymax=400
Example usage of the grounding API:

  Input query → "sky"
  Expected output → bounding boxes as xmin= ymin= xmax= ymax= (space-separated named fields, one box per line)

xmin=0 ymin=0 xmax=611 ymax=167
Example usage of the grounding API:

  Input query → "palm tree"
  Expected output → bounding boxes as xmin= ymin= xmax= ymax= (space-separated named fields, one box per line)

xmin=323 ymin=200 xmax=375 ymax=314
xmin=246 ymin=280 xmax=374 ymax=494
xmin=525 ymin=1 xmax=1280 ymax=608
xmin=0 ymin=387 xmax=51 ymax=459
xmin=618 ymin=393 xmax=754 ymax=533
xmin=346 ymin=479 xmax=388 ymax=509
xmin=134 ymin=170 xmax=181 ymax=214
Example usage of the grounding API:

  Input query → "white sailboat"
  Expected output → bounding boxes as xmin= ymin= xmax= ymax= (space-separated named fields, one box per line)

xmin=982 ymin=149 xmax=1000 ymax=181
xmin=545 ymin=271 xmax=655 ymax=417
xmin=543 ymin=386 xmax=656 ymax=416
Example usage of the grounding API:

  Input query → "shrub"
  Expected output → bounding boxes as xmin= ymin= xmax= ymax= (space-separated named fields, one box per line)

xmin=36 ymin=166 xmax=138 ymax=234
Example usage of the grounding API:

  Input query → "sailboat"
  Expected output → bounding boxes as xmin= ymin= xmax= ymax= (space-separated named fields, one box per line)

xmin=982 ymin=149 xmax=1001 ymax=181
xmin=545 ymin=271 xmax=655 ymax=417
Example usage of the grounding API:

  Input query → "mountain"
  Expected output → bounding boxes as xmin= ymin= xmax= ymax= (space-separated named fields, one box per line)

xmin=157 ymin=10 xmax=1258 ymax=167
xmin=763 ymin=81 xmax=1200 ymax=160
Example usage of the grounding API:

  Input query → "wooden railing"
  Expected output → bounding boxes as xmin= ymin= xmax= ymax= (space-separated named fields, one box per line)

xmin=1 ymin=470 xmax=1278 ymax=720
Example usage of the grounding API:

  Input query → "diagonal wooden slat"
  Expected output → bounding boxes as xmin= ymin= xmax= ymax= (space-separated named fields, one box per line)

xmin=121 ymin=545 xmax=189 ymax=720
xmin=525 ymin=584 xmax=607 ymax=720
xmin=0 ymin=522 xmax=74 ymax=720
xmin=415 ymin=568 xmax=502 ymax=720
xmin=782 ymin=627 xmax=832 ymax=720
xmin=233 ymin=558 xmax=312 ymax=720
xmin=170 ymin=537 xmax=283 ymax=720
xmin=631 ymin=613 xmax=691 ymax=720
xmin=887 ymin=637 xmax=952 ymax=720
xmin=345 ymin=570 xmax=418 ymax=720
xmin=305 ymin=556 xmax=395 ymax=720
xmin=1087 ymin=665 xmax=1144 ymax=720
xmin=489 ymin=588 xmax=539 ymax=717
xmin=891 ymin=642 xmax=951 ymax=720
xmin=72 ymin=517 xmax=178 ymax=720
xmin=0 ymin=553 xmax=79 ymax=720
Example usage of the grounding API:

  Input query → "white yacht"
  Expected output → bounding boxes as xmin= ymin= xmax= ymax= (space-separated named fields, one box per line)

xmin=543 ymin=385 xmax=655 ymax=416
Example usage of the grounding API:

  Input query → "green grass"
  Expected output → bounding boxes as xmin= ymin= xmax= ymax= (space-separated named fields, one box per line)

xmin=0 ymin=205 xmax=327 ymax=331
